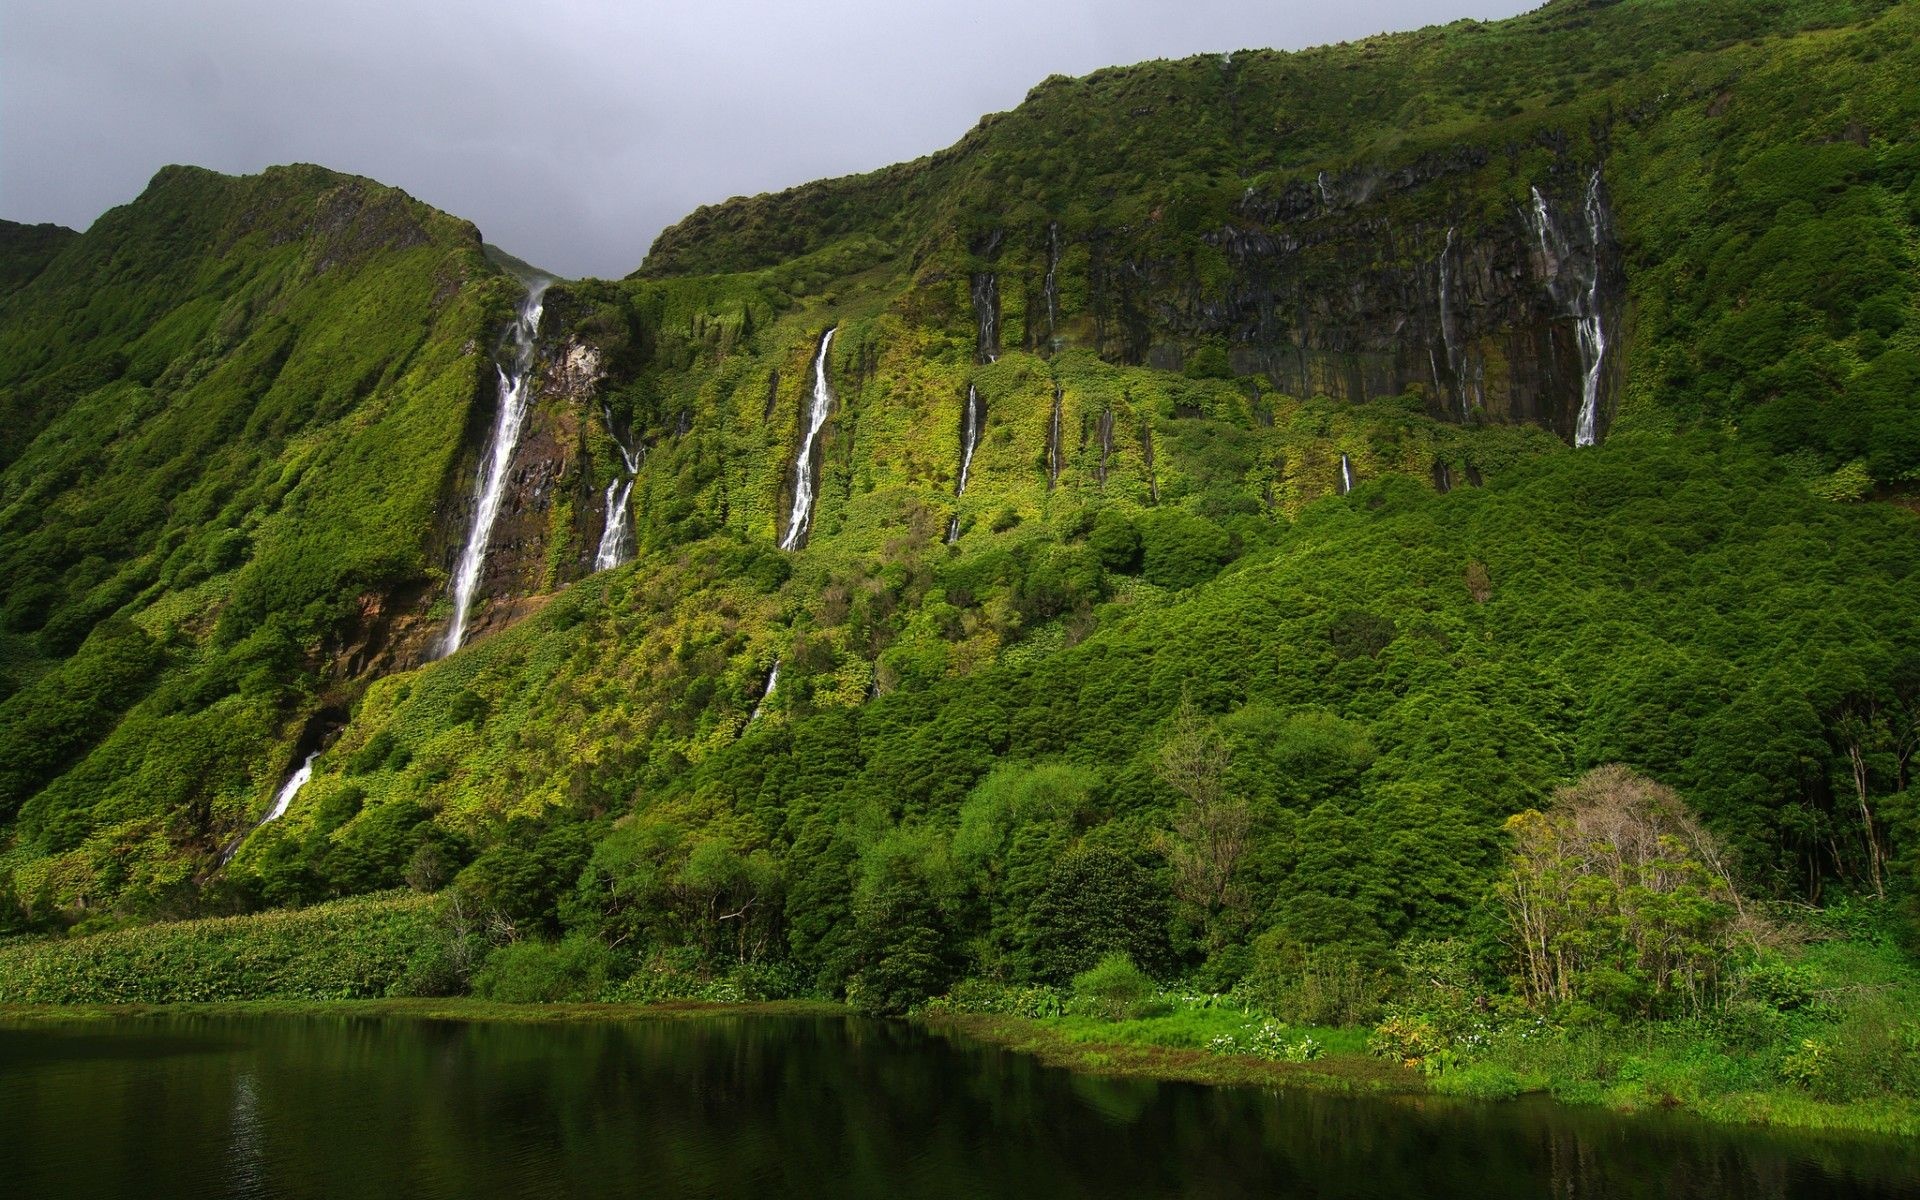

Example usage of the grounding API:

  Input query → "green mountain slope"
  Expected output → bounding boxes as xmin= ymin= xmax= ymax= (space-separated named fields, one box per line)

xmin=0 ymin=164 xmax=517 ymax=907
xmin=0 ymin=0 xmax=1916 ymax=1107
xmin=0 ymin=219 xmax=78 ymax=295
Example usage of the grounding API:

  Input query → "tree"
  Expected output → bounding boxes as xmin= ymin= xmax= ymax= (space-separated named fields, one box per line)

xmin=1157 ymin=699 xmax=1252 ymax=940
xmin=848 ymin=876 xmax=955 ymax=1015
xmin=1498 ymin=765 xmax=1746 ymax=1016
xmin=1019 ymin=846 xmax=1171 ymax=983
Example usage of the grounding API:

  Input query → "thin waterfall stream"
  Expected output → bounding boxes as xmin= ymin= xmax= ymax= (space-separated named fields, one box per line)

xmin=593 ymin=408 xmax=643 ymax=572
xmin=442 ymin=278 xmax=550 ymax=657
xmin=219 ymin=751 xmax=318 ymax=865
xmin=749 ymin=660 xmax=780 ymax=723
xmin=779 ymin=329 xmax=837 ymax=551
xmin=1527 ymin=170 xmax=1610 ymax=447
xmin=947 ymin=384 xmax=984 ymax=544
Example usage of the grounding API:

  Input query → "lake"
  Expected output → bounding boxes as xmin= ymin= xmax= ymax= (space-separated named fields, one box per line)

xmin=1 ymin=1011 xmax=1916 ymax=1198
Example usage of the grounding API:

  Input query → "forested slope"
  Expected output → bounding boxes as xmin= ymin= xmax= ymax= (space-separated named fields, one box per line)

xmin=0 ymin=1 xmax=1916 ymax=1114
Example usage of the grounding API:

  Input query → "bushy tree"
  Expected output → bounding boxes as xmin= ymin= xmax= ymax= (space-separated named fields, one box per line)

xmin=1498 ymin=766 xmax=1747 ymax=1016
xmin=1020 ymin=846 xmax=1171 ymax=983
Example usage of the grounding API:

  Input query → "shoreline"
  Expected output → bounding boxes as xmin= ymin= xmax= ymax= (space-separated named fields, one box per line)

xmin=915 ymin=1011 xmax=1920 ymax=1142
xmin=4 ymin=997 xmax=1916 ymax=1141
xmin=0 ymin=997 xmax=846 ymax=1025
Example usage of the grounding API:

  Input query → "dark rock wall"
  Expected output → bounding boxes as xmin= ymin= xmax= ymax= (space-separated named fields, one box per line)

xmin=1008 ymin=150 xmax=1623 ymax=445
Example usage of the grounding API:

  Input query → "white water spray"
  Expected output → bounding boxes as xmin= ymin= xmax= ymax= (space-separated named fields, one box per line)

xmin=442 ymin=279 xmax=550 ymax=656
xmin=947 ymin=384 xmax=984 ymax=544
xmin=972 ymin=274 xmax=999 ymax=363
xmin=779 ymin=329 xmax=837 ymax=551
xmin=750 ymin=660 xmax=779 ymax=723
xmin=1339 ymin=453 xmax=1355 ymax=495
xmin=220 ymin=751 xmax=317 ymax=865
xmin=593 ymin=412 xmax=644 ymax=572
xmin=1528 ymin=171 xmax=1609 ymax=447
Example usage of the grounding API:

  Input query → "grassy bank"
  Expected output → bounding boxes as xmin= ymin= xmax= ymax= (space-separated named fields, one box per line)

xmin=924 ymin=1008 xmax=1416 ymax=1095
xmin=919 ymin=1003 xmax=1920 ymax=1139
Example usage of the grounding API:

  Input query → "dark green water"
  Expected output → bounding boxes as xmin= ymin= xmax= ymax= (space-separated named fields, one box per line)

xmin=2 ymin=1013 xmax=1917 ymax=1199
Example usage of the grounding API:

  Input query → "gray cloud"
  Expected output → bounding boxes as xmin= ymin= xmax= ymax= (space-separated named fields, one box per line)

xmin=4 ymin=0 xmax=1534 ymax=278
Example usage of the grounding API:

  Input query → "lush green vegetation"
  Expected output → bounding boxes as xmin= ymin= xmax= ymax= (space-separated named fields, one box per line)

xmin=0 ymin=164 xmax=511 ymax=912
xmin=0 ymin=891 xmax=443 ymax=1002
xmin=0 ymin=0 xmax=1917 ymax=1140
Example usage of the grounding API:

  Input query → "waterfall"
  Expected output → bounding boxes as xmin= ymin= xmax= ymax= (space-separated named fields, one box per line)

xmin=955 ymin=385 xmax=983 ymax=496
xmin=591 ymin=453 xmax=641 ymax=571
xmin=947 ymin=384 xmax=984 ymax=544
xmin=1047 ymin=385 xmax=1063 ymax=490
xmin=1096 ymin=409 xmax=1114 ymax=485
xmin=442 ymin=278 xmax=550 ymax=657
xmin=1338 ymin=453 xmax=1355 ymax=496
xmin=971 ymin=273 xmax=999 ymax=363
xmin=1433 ymin=459 xmax=1453 ymax=493
xmin=593 ymin=409 xmax=644 ymax=572
xmin=1527 ymin=170 xmax=1609 ymax=447
xmin=219 ymin=751 xmax=317 ymax=865
xmin=779 ymin=328 xmax=837 ymax=551
xmin=1043 ymin=224 xmax=1061 ymax=342
xmin=749 ymin=660 xmax=779 ymax=722
xmin=1317 ymin=171 xmax=1333 ymax=211
xmin=1438 ymin=227 xmax=1469 ymax=420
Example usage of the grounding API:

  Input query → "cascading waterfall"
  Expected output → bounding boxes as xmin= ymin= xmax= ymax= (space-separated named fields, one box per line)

xmin=749 ymin=660 xmax=779 ymax=723
xmin=592 ymin=409 xmax=644 ymax=572
xmin=1527 ymin=170 xmax=1609 ymax=447
xmin=1047 ymin=385 xmax=1063 ymax=490
xmin=442 ymin=278 xmax=550 ymax=657
xmin=947 ymin=384 xmax=984 ymax=544
xmin=779 ymin=328 xmax=837 ymax=551
xmin=1338 ymin=453 xmax=1355 ymax=496
xmin=971 ymin=273 xmax=999 ymax=363
xmin=1317 ymin=171 xmax=1333 ymax=211
xmin=219 ymin=751 xmax=317 ymax=865
xmin=1043 ymin=223 xmax=1061 ymax=342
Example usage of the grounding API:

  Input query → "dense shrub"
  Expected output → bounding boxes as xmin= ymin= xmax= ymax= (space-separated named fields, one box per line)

xmin=1071 ymin=952 xmax=1158 ymax=1020
xmin=471 ymin=935 xmax=617 ymax=1003
xmin=0 ymin=892 xmax=439 ymax=1002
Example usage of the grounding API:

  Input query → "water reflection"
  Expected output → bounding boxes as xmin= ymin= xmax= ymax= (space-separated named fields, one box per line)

xmin=0 ymin=1013 xmax=1914 ymax=1199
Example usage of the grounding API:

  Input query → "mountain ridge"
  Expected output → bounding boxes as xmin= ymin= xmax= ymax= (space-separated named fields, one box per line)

xmin=0 ymin=3 xmax=1915 ymax=1116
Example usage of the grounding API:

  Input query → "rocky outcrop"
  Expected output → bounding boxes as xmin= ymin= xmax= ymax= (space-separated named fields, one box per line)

xmin=1031 ymin=150 xmax=1623 ymax=445
xmin=452 ymin=333 xmax=608 ymax=643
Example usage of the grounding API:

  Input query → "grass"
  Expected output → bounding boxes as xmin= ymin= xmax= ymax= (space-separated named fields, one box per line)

xmin=921 ymin=997 xmax=1920 ymax=1139
xmin=922 ymin=1008 xmax=1417 ymax=1095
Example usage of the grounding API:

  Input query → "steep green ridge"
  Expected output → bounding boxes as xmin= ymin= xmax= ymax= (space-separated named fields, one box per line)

xmin=0 ymin=220 xmax=78 ymax=294
xmin=0 ymin=0 xmax=1917 ymax=1121
xmin=643 ymin=0 xmax=1897 ymax=277
xmin=0 ymin=164 xmax=515 ymax=909
xmin=645 ymin=0 xmax=1920 ymax=480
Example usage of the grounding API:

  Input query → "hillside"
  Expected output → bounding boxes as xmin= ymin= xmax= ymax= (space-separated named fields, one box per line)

xmin=0 ymin=0 xmax=1917 ymax=1117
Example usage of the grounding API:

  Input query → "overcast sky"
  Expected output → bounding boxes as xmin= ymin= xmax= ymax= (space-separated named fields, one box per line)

xmin=4 ymin=0 xmax=1535 ymax=279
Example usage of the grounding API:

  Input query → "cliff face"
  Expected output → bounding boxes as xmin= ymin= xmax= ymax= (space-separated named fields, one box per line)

xmin=984 ymin=150 xmax=1623 ymax=443
xmin=428 ymin=296 xmax=614 ymax=653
